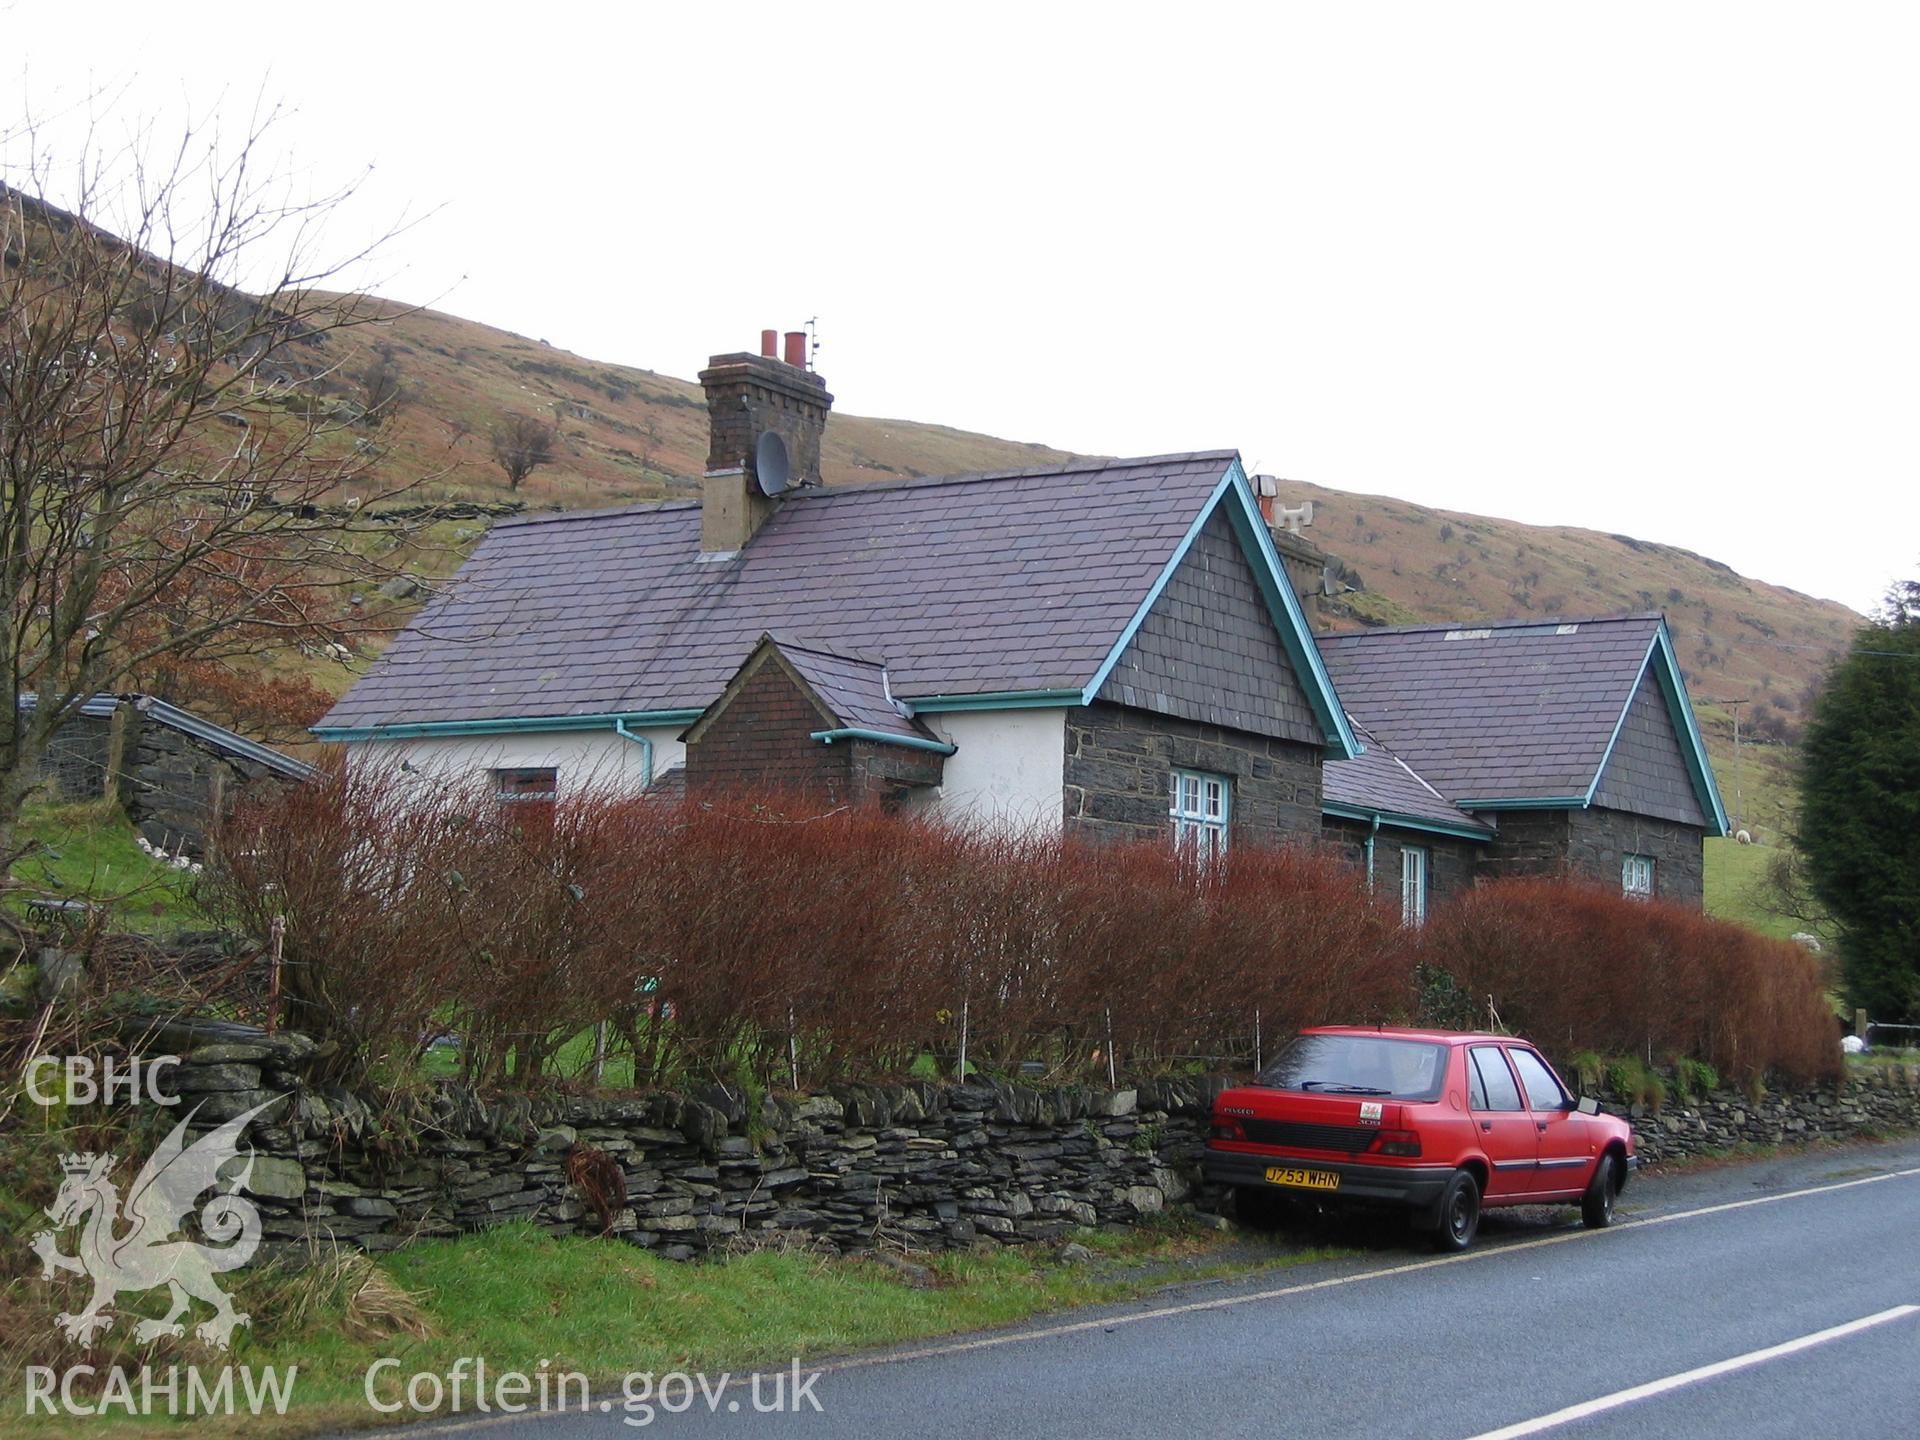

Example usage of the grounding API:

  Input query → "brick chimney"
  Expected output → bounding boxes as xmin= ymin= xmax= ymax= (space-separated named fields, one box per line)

xmin=697 ymin=332 xmax=833 ymax=553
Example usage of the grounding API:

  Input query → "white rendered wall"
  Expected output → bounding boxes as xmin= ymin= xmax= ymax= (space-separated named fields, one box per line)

xmin=347 ymin=725 xmax=686 ymax=796
xmin=919 ymin=708 xmax=1066 ymax=834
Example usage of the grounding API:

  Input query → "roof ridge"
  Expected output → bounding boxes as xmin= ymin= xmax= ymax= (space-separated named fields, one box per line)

xmin=494 ymin=498 xmax=700 ymax=529
xmin=488 ymin=451 xmax=1239 ymax=529
xmin=785 ymin=449 xmax=1238 ymax=499
xmin=1321 ymin=611 xmax=1665 ymax=640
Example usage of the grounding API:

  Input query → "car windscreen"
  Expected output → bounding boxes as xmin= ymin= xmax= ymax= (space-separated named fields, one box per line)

xmin=1254 ymin=1034 xmax=1448 ymax=1102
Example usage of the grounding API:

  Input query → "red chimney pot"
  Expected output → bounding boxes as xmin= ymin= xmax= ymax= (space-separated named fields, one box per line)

xmin=760 ymin=329 xmax=778 ymax=358
xmin=783 ymin=331 xmax=807 ymax=368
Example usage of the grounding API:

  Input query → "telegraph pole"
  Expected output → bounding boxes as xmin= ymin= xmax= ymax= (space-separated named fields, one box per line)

xmin=1699 ymin=697 xmax=1747 ymax=833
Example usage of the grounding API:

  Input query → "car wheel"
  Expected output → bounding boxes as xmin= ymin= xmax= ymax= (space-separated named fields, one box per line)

xmin=1582 ymin=1154 xmax=1621 ymax=1229
xmin=1430 ymin=1169 xmax=1481 ymax=1253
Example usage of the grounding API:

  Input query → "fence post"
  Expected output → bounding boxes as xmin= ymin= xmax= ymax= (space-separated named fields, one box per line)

xmin=787 ymin=1005 xmax=800 ymax=1090
xmin=591 ymin=1021 xmax=607 ymax=1086
xmin=264 ymin=915 xmax=286 ymax=1035
xmin=1104 ymin=1007 xmax=1116 ymax=1089
xmin=104 ymin=702 xmax=131 ymax=804
xmin=1857 ymin=1008 xmax=1870 ymax=1041
xmin=1254 ymin=1008 xmax=1262 ymax=1073
xmin=956 ymin=999 xmax=968 ymax=1083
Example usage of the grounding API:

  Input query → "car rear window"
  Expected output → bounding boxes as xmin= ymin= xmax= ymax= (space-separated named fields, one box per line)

xmin=1254 ymin=1034 xmax=1447 ymax=1102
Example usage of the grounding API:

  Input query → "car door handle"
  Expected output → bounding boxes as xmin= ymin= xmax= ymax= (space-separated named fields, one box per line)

xmin=1536 ymin=1122 xmax=1548 ymax=1133
xmin=1480 ymin=1122 xmax=1493 ymax=1133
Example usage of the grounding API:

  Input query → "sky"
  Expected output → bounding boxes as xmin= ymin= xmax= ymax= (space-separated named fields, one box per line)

xmin=8 ymin=2 xmax=1916 ymax=614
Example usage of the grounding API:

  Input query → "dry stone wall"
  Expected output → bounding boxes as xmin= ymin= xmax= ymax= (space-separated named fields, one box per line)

xmin=1609 ymin=1065 xmax=1920 ymax=1164
xmin=147 ymin=1023 xmax=1220 ymax=1264
xmin=143 ymin=1022 xmax=1920 ymax=1265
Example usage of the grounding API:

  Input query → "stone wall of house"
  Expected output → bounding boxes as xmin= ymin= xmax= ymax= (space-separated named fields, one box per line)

xmin=1565 ymin=806 xmax=1706 ymax=907
xmin=1063 ymin=701 xmax=1323 ymax=845
xmin=849 ymin=739 xmax=945 ymax=804
xmin=1472 ymin=807 xmax=1573 ymax=884
xmin=1470 ymin=806 xmax=1705 ymax=907
xmin=1321 ymin=817 xmax=1479 ymax=913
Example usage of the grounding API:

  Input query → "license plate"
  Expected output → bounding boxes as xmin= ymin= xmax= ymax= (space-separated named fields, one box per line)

xmin=1264 ymin=1166 xmax=1339 ymax=1191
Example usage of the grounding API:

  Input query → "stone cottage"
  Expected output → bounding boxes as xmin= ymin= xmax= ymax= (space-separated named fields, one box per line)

xmin=316 ymin=331 xmax=1726 ymax=913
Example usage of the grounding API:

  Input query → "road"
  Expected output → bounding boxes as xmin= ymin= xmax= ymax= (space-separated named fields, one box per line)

xmin=391 ymin=1137 xmax=1920 ymax=1440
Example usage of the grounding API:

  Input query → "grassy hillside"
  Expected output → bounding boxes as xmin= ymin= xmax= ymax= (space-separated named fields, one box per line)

xmin=307 ymin=296 xmax=1075 ymax=516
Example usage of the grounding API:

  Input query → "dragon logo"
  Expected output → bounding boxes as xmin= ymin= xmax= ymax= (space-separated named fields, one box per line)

xmin=30 ymin=1099 xmax=276 ymax=1349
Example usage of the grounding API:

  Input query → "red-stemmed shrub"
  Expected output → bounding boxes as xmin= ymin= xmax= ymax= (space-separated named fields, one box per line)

xmin=209 ymin=777 xmax=1839 ymax=1094
xmin=1412 ymin=878 xmax=1840 ymax=1084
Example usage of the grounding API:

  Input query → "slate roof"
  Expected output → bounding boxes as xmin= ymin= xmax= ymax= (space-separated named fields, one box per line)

xmin=1323 ymin=720 xmax=1495 ymax=836
xmin=1315 ymin=615 xmax=1663 ymax=806
xmin=318 ymin=453 xmax=1240 ymax=732
xmin=775 ymin=640 xmax=925 ymax=741
xmin=641 ymin=764 xmax=686 ymax=804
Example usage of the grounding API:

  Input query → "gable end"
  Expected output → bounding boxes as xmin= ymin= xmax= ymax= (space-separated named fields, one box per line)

xmin=1591 ymin=667 xmax=1708 ymax=828
xmin=1095 ymin=508 xmax=1323 ymax=746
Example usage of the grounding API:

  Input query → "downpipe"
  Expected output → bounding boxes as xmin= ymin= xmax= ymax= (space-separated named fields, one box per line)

xmin=611 ymin=718 xmax=654 ymax=787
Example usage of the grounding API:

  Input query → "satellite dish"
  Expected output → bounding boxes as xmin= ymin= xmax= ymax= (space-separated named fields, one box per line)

xmin=753 ymin=430 xmax=792 ymax=496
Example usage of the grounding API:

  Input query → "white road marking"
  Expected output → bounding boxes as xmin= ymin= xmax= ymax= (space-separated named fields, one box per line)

xmin=396 ymin=1161 xmax=1920 ymax=1436
xmin=1463 ymin=1305 xmax=1920 ymax=1439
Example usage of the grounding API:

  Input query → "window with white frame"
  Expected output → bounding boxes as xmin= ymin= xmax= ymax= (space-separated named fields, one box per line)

xmin=494 ymin=766 xmax=559 ymax=834
xmin=1401 ymin=845 xmax=1429 ymax=926
xmin=1623 ymin=853 xmax=1655 ymax=899
xmin=1170 ymin=769 xmax=1230 ymax=864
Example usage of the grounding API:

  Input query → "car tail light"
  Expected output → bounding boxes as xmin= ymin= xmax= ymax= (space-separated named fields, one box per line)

xmin=1210 ymin=1117 xmax=1246 ymax=1142
xmin=1372 ymin=1129 xmax=1422 ymax=1158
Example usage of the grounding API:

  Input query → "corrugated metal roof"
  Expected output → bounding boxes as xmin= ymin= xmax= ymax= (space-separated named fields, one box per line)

xmin=18 ymin=693 xmax=316 ymax=780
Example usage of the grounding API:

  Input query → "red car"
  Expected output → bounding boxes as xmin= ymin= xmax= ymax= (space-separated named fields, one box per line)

xmin=1204 ymin=1026 xmax=1636 ymax=1251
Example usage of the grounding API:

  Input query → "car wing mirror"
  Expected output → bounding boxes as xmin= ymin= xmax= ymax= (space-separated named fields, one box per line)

xmin=1576 ymin=1096 xmax=1602 ymax=1116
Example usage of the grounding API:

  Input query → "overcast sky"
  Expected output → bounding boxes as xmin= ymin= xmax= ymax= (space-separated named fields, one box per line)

xmin=10 ymin=2 xmax=1915 ymax=613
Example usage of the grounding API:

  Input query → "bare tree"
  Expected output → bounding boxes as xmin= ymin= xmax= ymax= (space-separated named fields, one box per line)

xmin=490 ymin=411 xmax=557 ymax=490
xmin=0 ymin=105 xmax=439 ymax=873
xmin=359 ymin=340 xmax=408 ymax=427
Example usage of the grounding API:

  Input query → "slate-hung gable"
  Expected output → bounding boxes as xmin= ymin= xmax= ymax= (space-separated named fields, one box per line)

xmin=318 ymin=334 xmax=1726 ymax=909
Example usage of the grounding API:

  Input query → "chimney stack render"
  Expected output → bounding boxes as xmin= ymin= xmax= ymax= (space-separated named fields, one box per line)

xmin=698 ymin=331 xmax=833 ymax=554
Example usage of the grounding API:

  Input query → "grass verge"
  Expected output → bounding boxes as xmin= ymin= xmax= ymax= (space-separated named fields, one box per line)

xmin=4 ymin=1217 xmax=1340 ymax=1436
